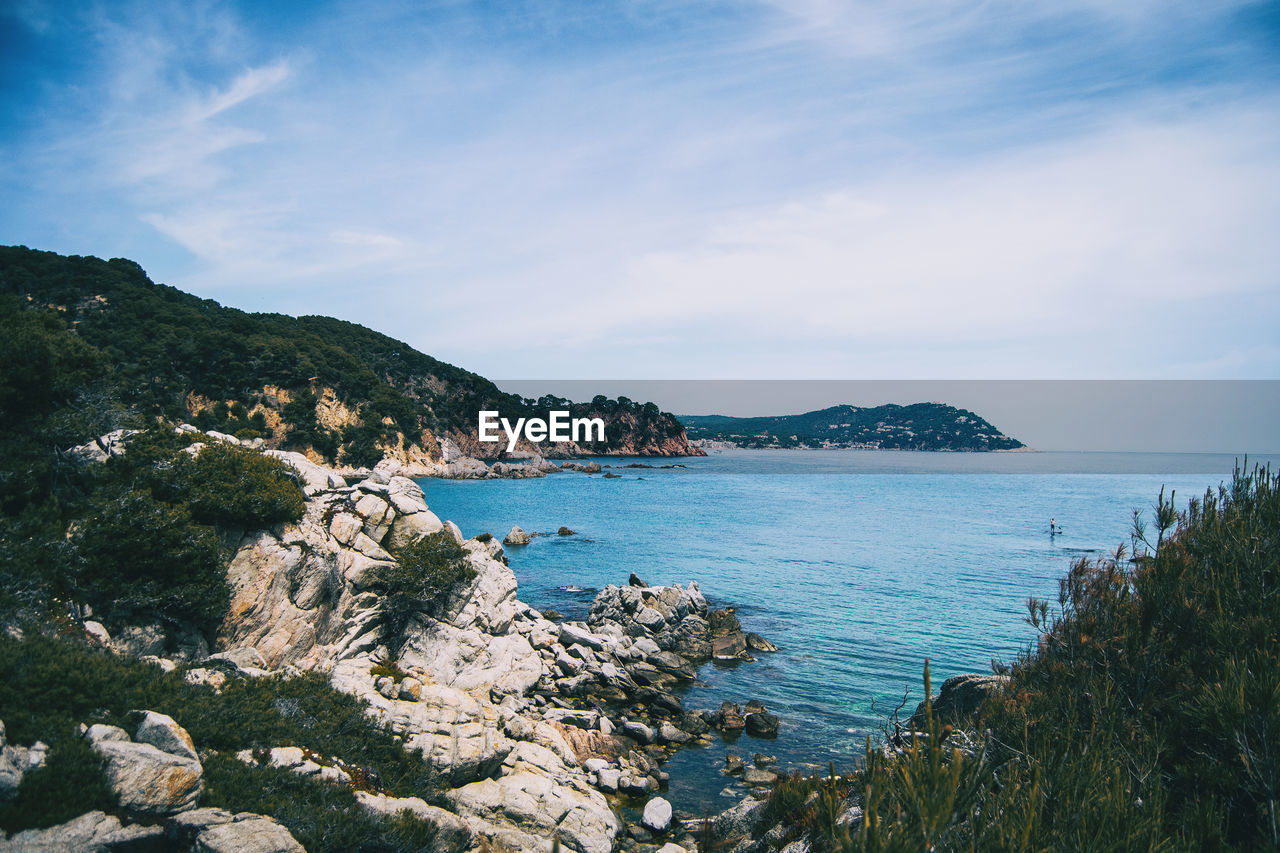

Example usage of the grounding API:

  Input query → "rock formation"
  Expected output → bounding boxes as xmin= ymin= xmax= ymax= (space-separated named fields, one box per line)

xmin=40 ymin=433 xmax=777 ymax=853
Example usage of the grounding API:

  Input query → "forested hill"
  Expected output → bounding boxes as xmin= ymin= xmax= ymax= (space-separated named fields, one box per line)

xmin=0 ymin=246 xmax=699 ymax=471
xmin=682 ymin=403 xmax=1024 ymax=451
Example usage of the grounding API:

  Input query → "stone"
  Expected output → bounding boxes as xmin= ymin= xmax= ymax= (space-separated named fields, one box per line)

xmin=723 ymin=753 xmax=745 ymax=776
xmin=354 ymin=791 xmax=472 ymax=850
xmin=712 ymin=632 xmax=748 ymax=659
xmin=712 ymin=795 xmax=768 ymax=840
xmin=909 ymin=673 xmax=1009 ymax=729
xmin=596 ymin=767 xmax=621 ymax=792
xmin=742 ymin=766 xmax=778 ymax=785
xmin=621 ymin=720 xmax=654 ymax=744
xmin=0 ymin=810 xmax=164 ymax=851
xmin=112 ymin=624 xmax=167 ymax=658
xmin=746 ymin=633 xmax=778 ymax=652
xmin=87 ymin=718 xmax=203 ymax=815
xmin=745 ymin=712 xmax=780 ymax=739
xmin=641 ymin=797 xmax=673 ymax=833
xmin=635 ymin=606 xmax=667 ymax=631
xmin=658 ymin=722 xmax=691 ymax=744
xmin=558 ymin=526 xmax=576 ymax=536
xmin=169 ymin=807 xmax=305 ymax=853
xmin=134 ymin=711 xmax=199 ymax=762
xmin=385 ymin=509 xmax=444 ymax=551
xmin=503 ymin=526 xmax=531 ymax=546
xmin=718 ymin=702 xmax=746 ymax=733
xmin=629 ymin=573 xmax=649 ymax=587
xmin=560 ymin=622 xmax=606 ymax=651
xmin=265 ymin=450 xmax=346 ymax=495
xmin=82 ymin=620 xmax=111 ymax=647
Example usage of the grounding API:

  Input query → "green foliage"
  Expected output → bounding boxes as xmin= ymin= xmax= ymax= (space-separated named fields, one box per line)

xmin=201 ymin=755 xmax=446 ymax=853
xmin=163 ymin=442 xmax=306 ymax=527
xmin=67 ymin=484 xmax=228 ymax=632
xmin=0 ymin=734 xmax=114 ymax=833
xmin=764 ymin=466 xmax=1278 ymax=852
xmin=0 ymin=632 xmax=444 ymax=840
xmin=374 ymin=531 xmax=476 ymax=645
xmin=682 ymin=403 xmax=1023 ymax=451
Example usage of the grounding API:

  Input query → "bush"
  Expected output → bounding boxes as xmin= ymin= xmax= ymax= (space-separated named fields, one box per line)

xmin=0 ymin=632 xmax=444 ymax=840
xmin=786 ymin=465 xmax=1279 ymax=852
xmin=374 ymin=531 xmax=476 ymax=645
xmin=0 ymin=734 xmax=114 ymax=833
xmin=200 ymin=756 xmax=444 ymax=853
xmin=67 ymin=484 xmax=228 ymax=633
xmin=165 ymin=441 xmax=305 ymax=527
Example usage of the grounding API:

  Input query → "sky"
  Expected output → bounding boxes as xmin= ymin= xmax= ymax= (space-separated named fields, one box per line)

xmin=2 ymin=0 xmax=1279 ymax=383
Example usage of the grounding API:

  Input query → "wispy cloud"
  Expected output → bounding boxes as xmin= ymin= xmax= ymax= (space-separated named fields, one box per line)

xmin=1 ymin=0 xmax=1276 ymax=378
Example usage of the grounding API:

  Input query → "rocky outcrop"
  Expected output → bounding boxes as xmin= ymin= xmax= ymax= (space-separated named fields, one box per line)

xmin=168 ymin=808 xmax=304 ymax=853
xmin=86 ymin=714 xmax=203 ymax=816
xmin=59 ymin=440 xmax=772 ymax=852
xmin=0 ymin=722 xmax=46 ymax=803
xmin=909 ymin=673 xmax=1009 ymax=729
xmin=504 ymin=526 xmax=531 ymax=546
xmin=0 ymin=810 xmax=165 ymax=852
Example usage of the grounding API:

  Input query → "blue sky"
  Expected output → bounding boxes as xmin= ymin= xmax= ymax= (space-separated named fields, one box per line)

xmin=2 ymin=0 xmax=1278 ymax=380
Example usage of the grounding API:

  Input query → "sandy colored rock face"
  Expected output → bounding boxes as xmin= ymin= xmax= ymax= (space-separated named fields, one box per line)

xmin=87 ymin=719 xmax=203 ymax=816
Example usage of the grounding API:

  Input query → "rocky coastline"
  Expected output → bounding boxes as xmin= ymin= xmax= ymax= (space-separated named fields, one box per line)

xmin=7 ymin=431 xmax=781 ymax=853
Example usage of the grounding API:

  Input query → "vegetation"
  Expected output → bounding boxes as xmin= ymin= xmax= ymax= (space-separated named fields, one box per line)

xmin=161 ymin=441 xmax=306 ymax=528
xmin=0 ymin=632 xmax=447 ymax=850
xmin=0 ymin=245 xmax=693 ymax=465
xmin=751 ymin=464 xmax=1277 ymax=852
xmin=376 ymin=531 xmax=477 ymax=645
xmin=682 ymin=404 xmax=1023 ymax=451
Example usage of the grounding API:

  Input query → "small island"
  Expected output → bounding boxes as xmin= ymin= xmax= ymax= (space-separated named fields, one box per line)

xmin=681 ymin=403 xmax=1024 ymax=451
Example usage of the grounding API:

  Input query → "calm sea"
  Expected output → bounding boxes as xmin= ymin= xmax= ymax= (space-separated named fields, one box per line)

xmin=418 ymin=449 xmax=1276 ymax=814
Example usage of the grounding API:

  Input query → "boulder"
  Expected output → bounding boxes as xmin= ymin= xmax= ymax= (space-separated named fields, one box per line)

xmin=134 ymin=711 xmax=199 ymax=762
xmin=0 ymin=810 xmax=164 ymax=851
xmin=712 ymin=632 xmax=748 ymax=659
xmin=641 ymin=796 xmax=673 ymax=833
xmin=558 ymin=526 xmax=577 ymax=536
xmin=629 ymin=573 xmax=649 ymax=588
xmin=712 ymin=795 xmax=769 ymax=840
xmin=86 ymin=718 xmax=203 ymax=815
xmin=354 ymin=791 xmax=472 ymax=850
xmin=446 ymin=770 xmax=618 ymax=853
xmin=503 ymin=526 xmax=531 ymax=546
xmin=745 ymin=712 xmax=780 ymax=739
xmin=385 ymin=509 xmax=444 ymax=551
xmin=746 ymin=633 xmax=778 ymax=652
xmin=717 ymin=702 xmax=746 ymax=733
xmin=264 ymin=450 xmax=346 ymax=495
xmin=168 ymin=807 xmax=305 ymax=853
xmin=909 ymin=674 xmax=1009 ymax=729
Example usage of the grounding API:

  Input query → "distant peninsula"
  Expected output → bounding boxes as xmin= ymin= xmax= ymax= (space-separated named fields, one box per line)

xmin=681 ymin=403 xmax=1025 ymax=451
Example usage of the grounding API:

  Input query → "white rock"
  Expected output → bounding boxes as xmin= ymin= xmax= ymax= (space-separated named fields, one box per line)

xmin=642 ymin=796 xmax=673 ymax=833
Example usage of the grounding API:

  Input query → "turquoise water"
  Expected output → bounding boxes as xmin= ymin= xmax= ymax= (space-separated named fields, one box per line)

xmin=418 ymin=450 xmax=1274 ymax=814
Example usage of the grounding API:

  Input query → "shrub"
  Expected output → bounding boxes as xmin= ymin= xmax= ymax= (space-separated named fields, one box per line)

xmin=374 ymin=531 xmax=476 ymax=645
xmin=759 ymin=466 xmax=1278 ymax=853
xmin=0 ymin=632 xmax=444 ymax=840
xmin=165 ymin=441 xmax=305 ymax=527
xmin=200 ymin=756 xmax=444 ymax=853
xmin=0 ymin=734 xmax=114 ymax=833
xmin=67 ymin=484 xmax=228 ymax=633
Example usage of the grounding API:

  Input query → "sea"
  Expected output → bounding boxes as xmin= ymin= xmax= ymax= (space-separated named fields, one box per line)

xmin=418 ymin=449 xmax=1276 ymax=815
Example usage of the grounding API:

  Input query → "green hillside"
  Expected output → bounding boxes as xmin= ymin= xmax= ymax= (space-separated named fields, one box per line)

xmin=0 ymin=245 xmax=694 ymax=471
xmin=682 ymin=403 xmax=1023 ymax=451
